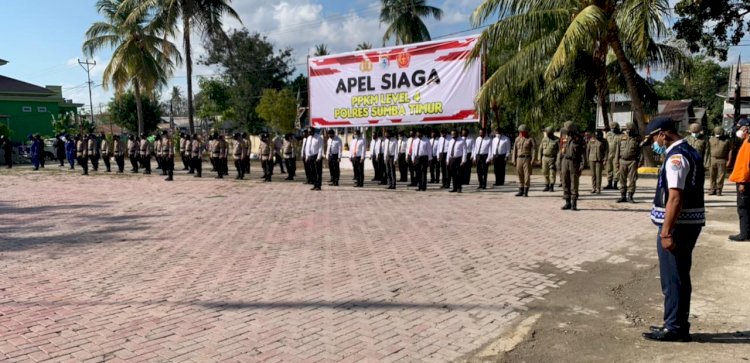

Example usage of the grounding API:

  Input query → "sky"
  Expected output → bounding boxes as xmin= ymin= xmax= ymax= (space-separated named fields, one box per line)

xmin=0 ymin=0 xmax=747 ymax=112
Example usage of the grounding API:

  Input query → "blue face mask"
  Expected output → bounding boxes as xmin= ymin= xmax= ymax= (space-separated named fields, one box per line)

xmin=652 ymin=142 xmax=666 ymax=155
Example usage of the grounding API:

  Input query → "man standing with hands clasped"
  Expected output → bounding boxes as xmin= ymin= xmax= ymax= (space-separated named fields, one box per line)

xmin=641 ymin=116 xmax=705 ymax=342
xmin=729 ymin=118 xmax=750 ymax=241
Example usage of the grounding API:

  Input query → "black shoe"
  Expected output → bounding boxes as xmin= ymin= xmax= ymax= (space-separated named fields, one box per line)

xmin=523 ymin=188 xmax=529 ymax=197
xmin=194 ymin=174 xmax=201 ymax=178
xmin=165 ymin=177 xmax=173 ymax=181
xmin=628 ymin=193 xmax=636 ymax=203
xmin=549 ymin=185 xmax=554 ymax=192
xmin=515 ymin=188 xmax=524 ymax=197
xmin=617 ymin=195 xmax=627 ymax=203
xmin=729 ymin=234 xmax=750 ymax=242
xmin=642 ymin=328 xmax=691 ymax=342
xmin=708 ymin=190 xmax=717 ymax=196
xmin=543 ymin=184 xmax=550 ymax=192
xmin=449 ymin=189 xmax=457 ymax=193
xmin=572 ymin=200 xmax=578 ymax=211
xmin=561 ymin=201 xmax=572 ymax=210
xmin=457 ymin=189 xmax=462 ymax=193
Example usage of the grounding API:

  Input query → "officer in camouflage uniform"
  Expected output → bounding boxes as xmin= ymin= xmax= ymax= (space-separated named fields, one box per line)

xmin=539 ymin=126 xmax=559 ymax=192
xmin=615 ymin=122 xmax=641 ymax=203
xmin=587 ymin=130 xmax=608 ymax=194
xmin=708 ymin=126 xmax=733 ymax=196
xmin=605 ymin=122 xmax=621 ymax=190
xmin=512 ymin=124 xmax=536 ymax=197
xmin=561 ymin=122 xmax=586 ymax=211
xmin=685 ymin=123 xmax=710 ymax=170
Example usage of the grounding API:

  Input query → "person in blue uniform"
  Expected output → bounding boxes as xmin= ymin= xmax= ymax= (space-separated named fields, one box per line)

xmin=641 ymin=116 xmax=705 ymax=342
xmin=65 ymin=135 xmax=76 ymax=169
xmin=29 ymin=134 xmax=42 ymax=170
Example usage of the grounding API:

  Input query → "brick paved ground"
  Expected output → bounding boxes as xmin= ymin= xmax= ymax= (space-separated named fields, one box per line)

xmin=0 ymin=164 xmax=656 ymax=362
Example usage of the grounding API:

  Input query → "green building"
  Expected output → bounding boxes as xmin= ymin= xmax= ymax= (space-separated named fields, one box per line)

xmin=0 ymin=58 xmax=82 ymax=139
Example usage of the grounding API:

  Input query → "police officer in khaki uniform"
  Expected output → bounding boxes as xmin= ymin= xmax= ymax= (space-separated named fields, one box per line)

xmin=232 ymin=133 xmax=245 ymax=180
xmin=615 ymin=122 xmax=640 ymax=203
xmin=605 ymin=122 xmax=621 ymax=190
xmin=76 ymin=134 xmax=89 ymax=175
xmin=87 ymin=134 xmax=99 ymax=171
xmin=561 ymin=122 xmax=586 ymax=210
xmin=113 ymin=134 xmax=125 ymax=173
xmin=128 ymin=134 xmax=139 ymax=173
xmin=139 ymin=133 xmax=152 ymax=174
xmin=539 ymin=126 xmax=559 ymax=192
xmin=708 ymin=126 xmax=733 ymax=196
xmin=154 ymin=136 xmax=163 ymax=174
xmin=259 ymin=133 xmax=273 ymax=182
xmin=242 ymin=132 xmax=251 ymax=175
xmin=512 ymin=124 xmax=536 ymax=197
xmin=282 ymin=133 xmax=296 ymax=180
xmin=587 ymin=130 xmax=608 ymax=194
xmin=161 ymin=131 xmax=174 ymax=181
xmin=191 ymin=134 xmax=202 ymax=178
xmin=219 ymin=135 xmax=229 ymax=177
xmin=100 ymin=133 xmax=112 ymax=172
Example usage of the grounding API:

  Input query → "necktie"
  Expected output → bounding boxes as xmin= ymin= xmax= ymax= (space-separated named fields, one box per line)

xmin=416 ymin=140 xmax=421 ymax=157
xmin=409 ymin=140 xmax=413 ymax=154
xmin=353 ymin=139 xmax=358 ymax=157
xmin=450 ymin=140 xmax=456 ymax=158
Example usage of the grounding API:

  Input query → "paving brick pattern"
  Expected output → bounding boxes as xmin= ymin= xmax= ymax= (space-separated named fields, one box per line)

xmin=0 ymin=166 xmax=652 ymax=362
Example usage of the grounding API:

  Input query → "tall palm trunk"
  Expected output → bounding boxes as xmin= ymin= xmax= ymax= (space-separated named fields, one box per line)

xmin=593 ymin=39 xmax=610 ymax=131
xmin=608 ymin=32 xmax=644 ymax=135
xmin=133 ymin=80 xmax=145 ymax=135
xmin=184 ymin=15 xmax=195 ymax=134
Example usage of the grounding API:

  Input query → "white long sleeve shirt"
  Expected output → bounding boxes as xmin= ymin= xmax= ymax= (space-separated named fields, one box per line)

xmin=383 ymin=137 xmax=398 ymax=157
xmin=301 ymin=136 xmax=309 ymax=159
xmin=326 ymin=136 xmax=342 ymax=159
xmin=491 ymin=135 xmax=511 ymax=157
xmin=473 ymin=136 xmax=492 ymax=159
xmin=406 ymin=137 xmax=415 ymax=158
xmin=307 ymin=134 xmax=324 ymax=160
xmin=350 ymin=137 xmax=366 ymax=159
xmin=431 ymin=137 xmax=439 ymax=156
xmin=464 ymin=136 xmax=475 ymax=155
xmin=413 ymin=136 xmax=434 ymax=161
xmin=447 ymin=138 xmax=467 ymax=164
xmin=398 ymin=137 xmax=408 ymax=155
xmin=371 ymin=137 xmax=383 ymax=160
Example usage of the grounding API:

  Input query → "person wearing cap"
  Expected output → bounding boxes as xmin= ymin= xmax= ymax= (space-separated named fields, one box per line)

xmin=232 ymin=133 xmax=245 ymax=180
xmin=708 ymin=127 xmax=733 ymax=196
xmin=539 ymin=126 xmax=559 ymax=192
xmin=587 ymin=130 xmax=608 ymax=194
xmin=560 ymin=122 xmax=586 ymax=210
xmin=154 ymin=134 xmax=164 ymax=174
xmin=273 ymin=133 xmax=286 ymax=175
xmin=446 ymin=129 xmax=467 ymax=193
xmin=282 ymin=133 xmax=296 ymax=180
xmin=161 ymin=131 xmax=174 ymax=181
xmin=86 ymin=134 xmax=98 ymax=172
xmin=306 ymin=127 xmax=324 ymax=190
xmin=75 ymin=134 xmax=89 ymax=175
xmin=100 ymin=133 xmax=112 ymax=172
xmin=512 ymin=124 xmax=536 ymax=197
xmin=729 ymin=119 xmax=750 ymax=241
xmin=685 ymin=123 xmax=710 ymax=172
xmin=605 ymin=122 xmax=622 ymax=190
xmin=413 ymin=128 xmax=434 ymax=191
xmin=326 ymin=129 xmax=342 ymax=186
xmin=472 ymin=128 xmax=492 ymax=189
xmin=54 ymin=134 xmax=66 ymax=167
xmin=258 ymin=133 xmax=273 ymax=182
xmin=490 ymin=127 xmax=510 ymax=186
xmin=113 ymin=134 xmax=125 ymax=173
xmin=191 ymin=134 xmax=203 ymax=178
xmin=29 ymin=134 xmax=42 ymax=171
xmin=242 ymin=133 xmax=251 ymax=175
xmin=301 ymin=129 xmax=311 ymax=184
xmin=351 ymin=129 xmax=366 ymax=187
xmin=127 ymin=134 xmax=139 ymax=173
xmin=139 ymin=133 xmax=151 ymax=174
xmin=178 ymin=133 xmax=187 ymax=171
xmin=614 ymin=122 xmax=641 ymax=203
xmin=641 ymin=116 xmax=705 ymax=342
xmin=65 ymin=135 xmax=76 ymax=169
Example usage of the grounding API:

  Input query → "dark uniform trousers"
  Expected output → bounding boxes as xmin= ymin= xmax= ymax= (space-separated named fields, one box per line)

xmin=737 ymin=183 xmax=750 ymax=238
xmin=449 ymin=157 xmax=463 ymax=191
xmin=285 ymin=157 xmax=296 ymax=179
xmin=476 ymin=154 xmax=489 ymax=188
xmin=102 ymin=154 xmax=111 ymax=172
xmin=493 ymin=154 xmax=507 ymax=185
xmin=430 ymin=157 xmax=438 ymax=183
xmin=243 ymin=156 xmax=250 ymax=174
xmin=234 ymin=159 xmax=245 ymax=179
xmin=77 ymin=156 xmax=89 ymax=174
xmin=385 ymin=155 xmax=396 ymax=188
xmin=193 ymin=156 xmax=202 ymax=177
xmin=398 ymin=153 xmax=407 ymax=182
xmin=408 ymin=157 xmax=416 ymax=185
xmin=274 ymin=153 xmax=286 ymax=173
xmin=657 ymin=225 xmax=701 ymax=334
xmin=329 ymin=154 xmax=340 ymax=184
xmin=129 ymin=153 xmax=139 ymax=172
xmin=164 ymin=156 xmax=174 ymax=179
xmin=115 ymin=154 xmax=125 ymax=172
xmin=371 ymin=154 xmax=380 ymax=181
xmin=352 ymin=156 xmax=364 ymax=186
xmin=462 ymin=153 xmax=472 ymax=185
xmin=416 ymin=156 xmax=429 ymax=191
xmin=90 ymin=154 xmax=99 ymax=171
xmin=307 ymin=155 xmax=322 ymax=188
xmin=261 ymin=158 xmax=272 ymax=180
xmin=377 ymin=154 xmax=386 ymax=184
xmin=303 ymin=155 xmax=312 ymax=183
xmin=440 ymin=152 xmax=449 ymax=187
xmin=142 ymin=155 xmax=151 ymax=173
xmin=181 ymin=151 xmax=189 ymax=170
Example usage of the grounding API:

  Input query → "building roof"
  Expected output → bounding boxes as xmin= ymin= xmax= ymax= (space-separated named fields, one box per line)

xmin=729 ymin=63 xmax=750 ymax=100
xmin=0 ymin=75 xmax=54 ymax=95
xmin=657 ymin=100 xmax=694 ymax=121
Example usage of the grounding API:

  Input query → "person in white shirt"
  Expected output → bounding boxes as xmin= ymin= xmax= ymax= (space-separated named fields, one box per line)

xmin=473 ymin=128 xmax=493 ymax=189
xmin=350 ymin=129 xmax=366 ymax=187
xmin=413 ymin=128 xmax=434 ymax=191
xmin=438 ymin=129 xmax=451 ymax=189
xmin=383 ymin=129 xmax=398 ymax=189
xmin=370 ymin=133 xmax=382 ymax=182
xmin=406 ymin=130 xmax=417 ymax=186
xmin=326 ymin=130 xmax=342 ymax=186
xmin=306 ymin=127 xmax=324 ymax=191
xmin=446 ymin=129 xmax=467 ymax=193
xmin=462 ymin=128 xmax=475 ymax=186
xmin=301 ymin=129 xmax=311 ymax=184
xmin=430 ymin=130 xmax=440 ymax=183
xmin=491 ymin=127 xmax=511 ymax=186
xmin=397 ymin=131 xmax=408 ymax=182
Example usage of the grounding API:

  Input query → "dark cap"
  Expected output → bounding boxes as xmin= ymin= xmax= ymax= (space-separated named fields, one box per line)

xmin=738 ymin=118 xmax=750 ymax=127
xmin=645 ymin=116 xmax=677 ymax=136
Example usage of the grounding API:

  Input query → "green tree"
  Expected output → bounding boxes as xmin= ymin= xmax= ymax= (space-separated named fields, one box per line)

xmin=83 ymin=0 xmax=181 ymax=135
xmin=123 ymin=0 xmax=242 ymax=134
xmin=51 ymin=112 xmax=79 ymax=135
xmin=314 ymin=43 xmax=330 ymax=56
xmin=673 ymin=0 xmax=749 ymax=60
xmin=355 ymin=42 xmax=373 ymax=51
xmin=0 ymin=123 xmax=11 ymax=139
xmin=654 ymin=56 xmax=730 ymax=125
xmin=256 ymin=88 xmax=297 ymax=133
xmin=195 ymin=77 xmax=234 ymax=129
xmin=200 ymin=30 xmax=295 ymax=133
xmin=380 ymin=0 xmax=443 ymax=45
xmin=108 ymin=90 xmax=163 ymax=133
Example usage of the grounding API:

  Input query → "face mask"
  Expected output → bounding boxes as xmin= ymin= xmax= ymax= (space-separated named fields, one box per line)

xmin=652 ymin=142 xmax=666 ymax=155
xmin=691 ymin=133 xmax=698 ymax=138
xmin=737 ymin=130 xmax=746 ymax=139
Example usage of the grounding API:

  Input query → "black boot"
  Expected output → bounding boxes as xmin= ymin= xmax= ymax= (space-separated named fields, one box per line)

xmin=604 ymin=181 xmax=613 ymax=190
xmin=561 ymin=199 xmax=572 ymax=210
xmin=550 ymin=184 xmax=554 ymax=192
xmin=543 ymin=184 xmax=550 ymax=192
xmin=572 ymin=199 xmax=578 ymax=211
xmin=617 ymin=193 xmax=627 ymax=203
xmin=613 ymin=181 xmax=618 ymax=190
xmin=523 ymin=188 xmax=529 ymax=197
xmin=515 ymin=188 xmax=524 ymax=197
xmin=730 ymin=207 xmax=750 ymax=241
xmin=628 ymin=193 xmax=636 ymax=203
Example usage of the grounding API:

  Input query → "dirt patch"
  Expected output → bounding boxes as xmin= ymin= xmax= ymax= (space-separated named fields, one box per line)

xmin=468 ymin=206 xmax=750 ymax=363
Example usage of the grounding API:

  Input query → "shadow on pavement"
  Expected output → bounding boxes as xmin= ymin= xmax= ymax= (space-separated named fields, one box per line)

xmin=693 ymin=331 xmax=750 ymax=344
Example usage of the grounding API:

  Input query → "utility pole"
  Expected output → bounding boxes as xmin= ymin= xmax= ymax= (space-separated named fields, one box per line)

xmin=78 ymin=59 xmax=97 ymax=126
xmin=735 ymin=56 xmax=743 ymax=123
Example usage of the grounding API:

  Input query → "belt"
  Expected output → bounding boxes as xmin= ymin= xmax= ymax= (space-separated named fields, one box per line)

xmin=495 ymin=154 xmax=507 ymax=157
xmin=517 ymin=155 xmax=530 ymax=158
xmin=619 ymin=158 xmax=635 ymax=161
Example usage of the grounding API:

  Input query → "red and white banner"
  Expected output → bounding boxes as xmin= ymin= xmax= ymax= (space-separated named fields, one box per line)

xmin=308 ymin=36 xmax=481 ymax=128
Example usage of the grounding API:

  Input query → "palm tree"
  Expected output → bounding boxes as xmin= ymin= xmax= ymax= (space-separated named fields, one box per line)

xmin=83 ymin=0 xmax=182 ymax=135
xmin=355 ymin=42 xmax=373 ymax=51
xmin=314 ymin=43 xmax=330 ymax=57
xmin=471 ymin=0 xmax=683 ymax=135
xmin=122 ymin=0 xmax=242 ymax=134
xmin=380 ymin=0 xmax=443 ymax=45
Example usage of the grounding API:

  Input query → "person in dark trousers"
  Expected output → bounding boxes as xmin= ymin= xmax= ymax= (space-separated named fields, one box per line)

xmin=429 ymin=129 xmax=439 ymax=183
xmin=54 ymin=134 xmax=65 ymax=166
xmin=641 ymin=117 xmax=705 ymax=343
xmin=351 ymin=130 xmax=366 ymax=187
xmin=75 ymin=134 xmax=89 ymax=175
xmin=100 ymin=132 xmax=112 ymax=172
xmin=242 ymin=132 xmax=251 ymax=175
xmin=1 ymin=135 xmax=13 ymax=168
xmin=139 ymin=133 xmax=151 ymax=174
xmin=413 ymin=129 xmax=433 ymax=191
xmin=397 ymin=131 xmax=408 ymax=182
xmin=29 ymin=135 xmax=42 ymax=170
xmin=307 ymin=127 xmax=324 ymax=191
xmin=191 ymin=134 xmax=202 ymax=178
xmin=301 ymin=129 xmax=311 ymax=184
xmin=473 ymin=128 xmax=492 ymax=189
xmin=282 ymin=133 xmax=296 ymax=180
xmin=729 ymin=118 xmax=750 ymax=241
xmin=438 ymin=129 xmax=451 ymax=189
xmin=65 ymin=135 xmax=76 ymax=169
xmin=113 ymin=134 xmax=125 ymax=173
xmin=88 ymin=134 xmax=99 ymax=171
xmin=383 ymin=128 xmax=398 ymax=189
xmin=491 ymin=127 xmax=510 ymax=186
xmin=447 ymin=129 xmax=467 ymax=193
xmin=37 ymin=135 xmax=46 ymax=168
xmin=326 ymin=130 xmax=342 ymax=186
xmin=128 ymin=134 xmax=139 ymax=173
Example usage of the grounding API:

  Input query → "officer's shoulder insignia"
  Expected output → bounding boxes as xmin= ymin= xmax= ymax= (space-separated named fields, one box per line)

xmin=669 ymin=155 xmax=684 ymax=170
